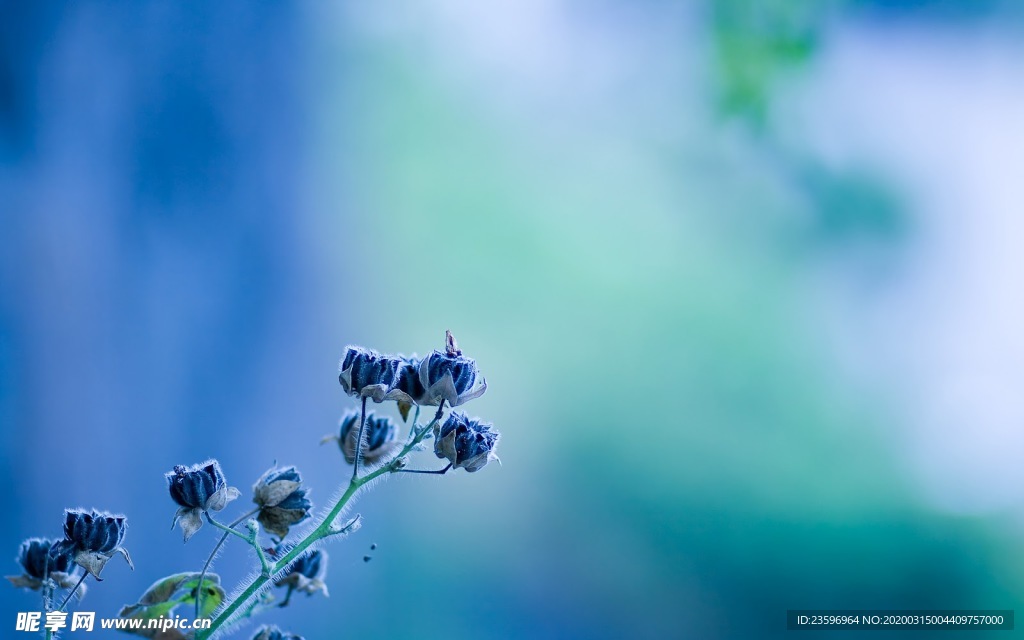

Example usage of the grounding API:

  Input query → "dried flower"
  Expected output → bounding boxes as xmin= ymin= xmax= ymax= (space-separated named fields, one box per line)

xmin=387 ymin=355 xmax=426 ymax=404
xmin=273 ymin=548 xmax=328 ymax=599
xmin=324 ymin=410 xmax=400 ymax=465
xmin=417 ymin=331 xmax=486 ymax=407
xmin=338 ymin=346 xmax=401 ymax=402
xmin=252 ymin=466 xmax=313 ymax=540
xmin=433 ymin=412 xmax=501 ymax=472
xmin=252 ymin=625 xmax=304 ymax=640
xmin=166 ymin=460 xmax=241 ymax=542
xmin=53 ymin=509 xmax=133 ymax=579
xmin=5 ymin=538 xmax=82 ymax=591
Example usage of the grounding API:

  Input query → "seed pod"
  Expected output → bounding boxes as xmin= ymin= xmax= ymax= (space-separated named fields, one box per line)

xmin=166 ymin=460 xmax=241 ymax=542
xmin=252 ymin=466 xmax=313 ymax=540
xmin=53 ymin=509 xmax=133 ymax=579
xmin=5 ymin=538 xmax=83 ymax=592
xmin=327 ymin=411 xmax=400 ymax=465
xmin=338 ymin=346 xmax=401 ymax=402
xmin=433 ymin=412 xmax=501 ymax=472
xmin=417 ymin=332 xmax=486 ymax=407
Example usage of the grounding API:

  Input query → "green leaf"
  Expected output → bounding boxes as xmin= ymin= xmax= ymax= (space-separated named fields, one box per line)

xmin=118 ymin=572 xmax=225 ymax=626
xmin=179 ymin=576 xmax=226 ymax=619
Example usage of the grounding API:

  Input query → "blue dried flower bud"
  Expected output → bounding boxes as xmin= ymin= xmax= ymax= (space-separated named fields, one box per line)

xmin=327 ymin=410 xmax=399 ymax=464
xmin=273 ymin=548 xmax=328 ymax=598
xmin=166 ymin=460 xmax=241 ymax=542
xmin=63 ymin=509 xmax=126 ymax=554
xmin=5 ymin=538 xmax=82 ymax=591
xmin=252 ymin=465 xmax=313 ymax=540
xmin=338 ymin=346 xmax=401 ymax=403
xmin=23 ymin=538 xmax=73 ymax=578
xmin=54 ymin=509 xmax=133 ymax=579
xmin=385 ymin=355 xmax=426 ymax=405
xmin=433 ymin=412 xmax=501 ymax=472
xmin=417 ymin=332 xmax=486 ymax=407
xmin=252 ymin=625 xmax=303 ymax=640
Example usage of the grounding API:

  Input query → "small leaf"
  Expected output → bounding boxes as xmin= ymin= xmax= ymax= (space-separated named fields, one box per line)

xmin=397 ymin=401 xmax=412 ymax=421
xmin=137 ymin=573 xmax=195 ymax=606
xmin=118 ymin=573 xmax=224 ymax=622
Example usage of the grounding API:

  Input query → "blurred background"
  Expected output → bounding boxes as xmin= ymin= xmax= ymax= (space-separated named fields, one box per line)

xmin=2 ymin=1 xmax=1024 ymax=638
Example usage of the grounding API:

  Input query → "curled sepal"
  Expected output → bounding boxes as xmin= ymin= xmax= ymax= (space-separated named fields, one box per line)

xmin=73 ymin=547 xmax=134 ymax=581
xmin=433 ymin=412 xmax=501 ymax=472
xmin=252 ymin=626 xmax=304 ymax=640
xmin=171 ymin=508 xmax=203 ymax=543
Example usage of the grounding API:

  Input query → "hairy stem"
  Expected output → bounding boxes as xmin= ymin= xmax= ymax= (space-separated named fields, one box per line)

xmin=195 ymin=406 xmax=445 ymax=640
xmin=196 ymin=508 xmax=259 ymax=619
xmin=352 ymin=397 xmax=368 ymax=481
xmin=407 ymin=405 xmax=421 ymax=441
xmin=57 ymin=572 xmax=88 ymax=611
xmin=205 ymin=514 xmax=271 ymax=575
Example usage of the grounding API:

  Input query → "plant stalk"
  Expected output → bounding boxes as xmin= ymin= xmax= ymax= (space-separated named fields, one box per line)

xmin=195 ymin=408 xmax=444 ymax=640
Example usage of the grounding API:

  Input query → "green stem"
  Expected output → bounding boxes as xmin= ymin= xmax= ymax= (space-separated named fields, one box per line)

xmin=407 ymin=405 xmax=421 ymax=442
xmin=204 ymin=514 xmax=250 ymax=543
xmin=205 ymin=513 xmax=271 ymax=575
xmin=57 ymin=572 xmax=88 ymax=611
xmin=196 ymin=508 xmax=260 ymax=619
xmin=352 ymin=397 xmax=368 ymax=481
xmin=195 ymin=409 xmax=444 ymax=640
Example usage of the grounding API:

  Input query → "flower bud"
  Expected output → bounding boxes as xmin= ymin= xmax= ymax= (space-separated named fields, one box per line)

xmin=417 ymin=332 xmax=486 ymax=407
xmin=53 ymin=509 xmax=133 ymax=579
xmin=252 ymin=625 xmax=304 ymax=640
xmin=433 ymin=412 xmax=501 ymax=472
xmin=166 ymin=460 xmax=241 ymax=542
xmin=273 ymin=548 xmax=328 ymax=599
xmin=5 ymin=538 xmax=83 ymax=591
xmin=338 ymin=346 xmax=401 ymax=402
xmin=329 ymin=410 xmax=400 ymax=465
xmin=385 ymin=355 xmax=426 ymax=405
xmin=252 ymin=465 xmax=313 ymax=540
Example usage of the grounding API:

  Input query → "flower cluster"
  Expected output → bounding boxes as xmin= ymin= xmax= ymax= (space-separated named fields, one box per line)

xmin=333 ymin=331 xmax=500 ymax=475
xmin=166 ymin=460 xmax=315 ymax=544
xmin=339 ymin=330 xmax=487 ymax=408
xmin=9 ymin=506 xmax=132 ymax=613
xmin=11 ymin=330 xmax=501 ymax=640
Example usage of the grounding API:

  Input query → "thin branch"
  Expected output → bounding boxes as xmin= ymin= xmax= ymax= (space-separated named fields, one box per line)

xmin=195 ymin=507 xmax=259 ymax=619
